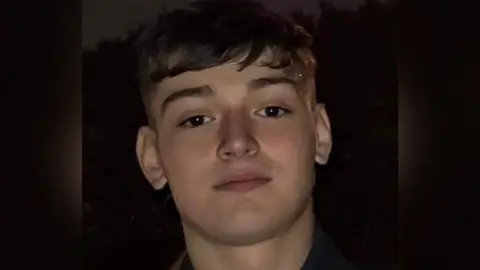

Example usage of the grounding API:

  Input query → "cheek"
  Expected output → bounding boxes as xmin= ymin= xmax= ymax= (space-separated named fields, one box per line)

xmin=257 ymin=118 xmax=314 ymax=157
xmin=158 ymin=131 xmax=216 ymax=196
xmin=262 ymin=132 xmax=299 ymax=158
xmin=162 ymin=128 xmax=217 ymax=160
xmin=259 ymin=128 xmax=315 ymax=203
xmin=159 ymin=149 xmax=209 ymax=214
xmin=258 ymin=122 xmax=315 ymax=174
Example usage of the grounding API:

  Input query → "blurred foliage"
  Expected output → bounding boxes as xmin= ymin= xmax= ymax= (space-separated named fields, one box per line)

xmin=83 ymin=0 xmax=396 ymax=268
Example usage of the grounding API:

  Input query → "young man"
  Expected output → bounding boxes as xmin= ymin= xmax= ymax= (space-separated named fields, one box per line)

xmin=135 ymin=0 xmax=356 ymax=269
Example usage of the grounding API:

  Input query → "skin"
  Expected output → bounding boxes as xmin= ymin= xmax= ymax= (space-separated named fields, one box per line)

xmin=136 ymin=55 xmax=332 ymax=270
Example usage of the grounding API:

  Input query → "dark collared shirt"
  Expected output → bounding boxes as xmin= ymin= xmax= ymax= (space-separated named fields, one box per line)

xmin=180 ymin=225 xmax=357 ymax=270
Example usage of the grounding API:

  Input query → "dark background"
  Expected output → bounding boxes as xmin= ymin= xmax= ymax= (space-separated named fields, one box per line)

xmin=83 ymin=0 xmax=396 ymax=268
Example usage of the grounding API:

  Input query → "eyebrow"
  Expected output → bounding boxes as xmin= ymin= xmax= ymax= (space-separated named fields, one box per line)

xmin=161 ymin=86 xmax=214 ymax=114
xmin=160 ymin=76 xmax=298 ymax=114
xmin=247 ymin=76 xmax=298 ymax=90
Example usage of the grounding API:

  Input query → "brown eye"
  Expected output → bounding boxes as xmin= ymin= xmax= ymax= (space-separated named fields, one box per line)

xmin=256 ymin=106 xmax=292 ymax=118
xmin=178 ymin=115 xmax=214 ymax=128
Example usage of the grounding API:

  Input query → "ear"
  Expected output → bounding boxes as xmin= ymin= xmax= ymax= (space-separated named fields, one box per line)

xmin=313 ymin=103 xmax=332 ymax=165
xmin=136 ymin=126 xmax=167 ymax=190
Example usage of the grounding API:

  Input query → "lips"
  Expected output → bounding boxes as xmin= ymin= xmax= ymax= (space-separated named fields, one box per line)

xmin=214 ymin=172 xmax=271 ymax=192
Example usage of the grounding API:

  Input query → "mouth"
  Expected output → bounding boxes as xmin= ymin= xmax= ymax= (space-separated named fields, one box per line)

xmin=214 ymin=173 xmax=271 ymax=193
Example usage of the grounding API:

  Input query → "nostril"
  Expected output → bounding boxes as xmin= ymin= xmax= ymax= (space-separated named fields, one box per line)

xmin=224 ymin=151 xmax=234 ymax=157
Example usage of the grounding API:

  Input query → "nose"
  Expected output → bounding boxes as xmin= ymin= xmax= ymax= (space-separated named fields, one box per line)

xmin=217 ymin=111 xmax=259 ymax=161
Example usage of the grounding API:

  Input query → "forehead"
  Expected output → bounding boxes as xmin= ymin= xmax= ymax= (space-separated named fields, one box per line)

xmin=157 ymin=61 xmax=300 ymax=93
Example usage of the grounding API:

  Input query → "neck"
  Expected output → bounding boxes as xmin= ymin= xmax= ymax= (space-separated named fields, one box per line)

xmin=183 ymin=200 xmax=315 ymax=270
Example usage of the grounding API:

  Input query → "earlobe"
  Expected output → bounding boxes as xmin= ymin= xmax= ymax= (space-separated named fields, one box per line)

xmin=136 ymin=126 xmax=168 ymax=190
xmin=314 ymin=103 xmax=332 ymax=165
xmin=150 ymin=176 xmax=168 ymax=190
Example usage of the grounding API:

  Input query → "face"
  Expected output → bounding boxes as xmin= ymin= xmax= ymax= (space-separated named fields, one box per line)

xmin=136 ymin=58 xmax=332 ymax=246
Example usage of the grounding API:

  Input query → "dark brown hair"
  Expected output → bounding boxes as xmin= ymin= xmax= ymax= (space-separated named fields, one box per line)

xmin=136 ymin=0 xmax=316 ymax=123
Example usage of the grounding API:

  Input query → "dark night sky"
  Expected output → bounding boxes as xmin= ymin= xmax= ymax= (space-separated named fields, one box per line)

xmin=82 ymin=0 xmax=389 ymax=49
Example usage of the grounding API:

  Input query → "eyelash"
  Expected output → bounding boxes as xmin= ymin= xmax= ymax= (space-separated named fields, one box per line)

xmin=177 ymin=106 xmax=292 ymax=129
xmin=256 ymin=106 xmax=292 ymax=118
xmin=178 ymin=115 xmax=215 ymax=128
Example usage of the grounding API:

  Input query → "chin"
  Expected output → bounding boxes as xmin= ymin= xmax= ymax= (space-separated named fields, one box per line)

xmin=206 ymin=211 xmax=295 ymax=246
xmin=209 ymin=224 xmax=280 ymax=246
xmin=183 ymin=193 xmax=312 ymax=246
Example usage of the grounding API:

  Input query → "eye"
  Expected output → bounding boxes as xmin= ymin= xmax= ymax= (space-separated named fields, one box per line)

xmin=178 ymin=115 xmax=215 ymax=128
xmin=256 ymin=106 xmax=292 ymax=118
